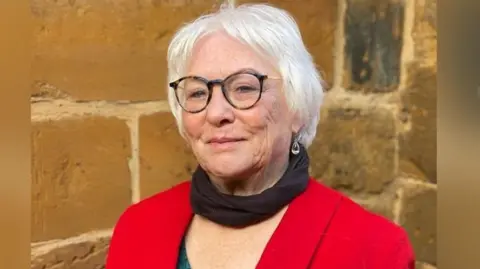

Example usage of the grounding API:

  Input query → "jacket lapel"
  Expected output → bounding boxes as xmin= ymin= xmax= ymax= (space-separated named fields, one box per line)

xmin=256 ymin=179 xmax=343 ymax=269
xmin=149 ymin=182 xmax=193 ymax=269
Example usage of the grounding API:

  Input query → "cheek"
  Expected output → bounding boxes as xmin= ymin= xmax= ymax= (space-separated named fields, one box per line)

xmin=182 ymin=113 xmax=204 ymax=140
xmin=240 ymin=97 xmax=287 ymax=135
xmin=257 ymin=95 xmax=294 ymax=144
xmin=261 ymin=94 xmax=289 ymax=125
xmin=238 ymin=108 xmax=270 ymax=132
xmin=269 ymin=98 xmax=286 ymax=119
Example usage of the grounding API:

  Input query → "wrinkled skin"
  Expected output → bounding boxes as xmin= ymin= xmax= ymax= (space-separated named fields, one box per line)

xmin=181 ymin=31 xmax=301 ymax=196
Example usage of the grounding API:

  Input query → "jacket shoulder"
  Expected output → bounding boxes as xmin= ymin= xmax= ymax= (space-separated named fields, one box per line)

xmin=308 ymin=179 xmax=408 ymax=238
xmin=106 ymin=181 xmax=192 ymax=268
xmin=308 ymin=180 xmax=415 ymax=268
xmin=134 ymin=180 xmax=191 ymax=212
xmin=340 ymin=198 xmax=415 ymax=268
xmin=111 ymin=179 xmax=191 ymax=230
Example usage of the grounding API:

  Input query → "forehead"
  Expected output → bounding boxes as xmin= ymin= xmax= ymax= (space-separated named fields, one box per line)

xmin=187 ymin=32 xmax=277 ymax=79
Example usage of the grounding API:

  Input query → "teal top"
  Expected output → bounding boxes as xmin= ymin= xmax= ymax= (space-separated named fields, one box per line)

xmin=177 ymin=238 xmax=191 ymax=269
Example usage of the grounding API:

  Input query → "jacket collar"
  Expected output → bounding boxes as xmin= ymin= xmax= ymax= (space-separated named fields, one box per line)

xmin=155 ymin=178 xmax=342 ymax=269
xmin=255 ymin=178 xmax=342 ymax=268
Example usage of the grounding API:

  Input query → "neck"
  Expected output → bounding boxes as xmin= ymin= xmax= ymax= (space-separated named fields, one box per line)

xmin=208 ymin=152 xmax=290 ymax=196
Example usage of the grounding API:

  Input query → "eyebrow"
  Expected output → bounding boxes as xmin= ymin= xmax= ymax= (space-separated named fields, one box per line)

xmin=233 ymin=67 xmax=262 ymax=74
xmin=186 ymin=67 xmax=264 ymax=79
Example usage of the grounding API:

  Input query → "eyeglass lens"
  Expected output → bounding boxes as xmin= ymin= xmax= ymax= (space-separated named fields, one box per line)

xmin=175 ymin=73 xmax=262 ymax=112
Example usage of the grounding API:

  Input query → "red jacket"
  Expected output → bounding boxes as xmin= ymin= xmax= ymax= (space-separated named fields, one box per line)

xmin=106 ymin=178 xmax=415 ymax=269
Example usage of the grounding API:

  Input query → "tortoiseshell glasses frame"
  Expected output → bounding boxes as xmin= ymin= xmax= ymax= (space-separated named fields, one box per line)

xmin=169 ymin=69 xmax=279 ymax=113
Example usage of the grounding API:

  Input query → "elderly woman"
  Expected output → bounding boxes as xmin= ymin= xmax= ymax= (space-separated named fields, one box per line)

xmin=106 ymin=2 xmax=415 ymax=269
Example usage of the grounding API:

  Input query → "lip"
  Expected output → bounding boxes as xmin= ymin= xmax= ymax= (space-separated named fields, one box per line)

xmin=207 ymin=137 xmax=246 ymax=144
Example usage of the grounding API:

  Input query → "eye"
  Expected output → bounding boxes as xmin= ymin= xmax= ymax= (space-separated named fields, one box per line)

xmin=187 ymin=89 xmax=208 ymax=99
xmin=235 ymin=85 xmax=259 ymax=92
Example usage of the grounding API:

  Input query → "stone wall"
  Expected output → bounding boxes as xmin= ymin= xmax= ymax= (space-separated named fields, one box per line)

xmin=30 ymin=0 xmax=437 ymax=268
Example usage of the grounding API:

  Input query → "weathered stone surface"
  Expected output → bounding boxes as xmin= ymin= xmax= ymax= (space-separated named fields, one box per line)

xmin=346 ymin=182 xmax=399 ymax=221
xmin=411 ymin=0 xmax=437 ymax=68
xmin=139 ymin=112 xmax=197 ymax=200
xmin=343 ymin=0 xmax=404 ymax=92
xmin=398 ymin=159 xmax=429 ymax=182
xmin=400 ymin=64 xmax=436 ymax=182
xmin=399 ymin=0 xmax=437 ymax=183
xmin=31 ymin=236 xmax=110 ymax=269
xmin=31 ymin=0 xmax=218 ymax=101
xmin=32 ymin=117 xmax=132 ymax=242
xmin=237 ymin=0 xmax=337 ymax=88
xmin=398 ymin=180 xmax=437 ymax=265
xmin=415 ymin=261 xmax=437 ymax=269
xmin=309 ymin=93 xmax=397 ymax=194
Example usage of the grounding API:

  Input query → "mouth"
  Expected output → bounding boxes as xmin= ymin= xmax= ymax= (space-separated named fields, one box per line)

xmin=207 ymin=137 xmax=246 ymax=144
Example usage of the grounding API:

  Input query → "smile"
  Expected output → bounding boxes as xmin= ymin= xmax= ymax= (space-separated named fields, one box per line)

xmin=207 ymin=138 xmax=246 ymax=150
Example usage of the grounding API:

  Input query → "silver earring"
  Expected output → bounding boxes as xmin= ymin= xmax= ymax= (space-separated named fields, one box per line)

xmin=291 ymin=140 xmax=300 ymax=155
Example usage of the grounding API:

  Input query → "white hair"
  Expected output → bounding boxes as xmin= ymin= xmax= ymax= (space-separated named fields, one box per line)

xmin=166 ymin=1 xmax=325 ymax=148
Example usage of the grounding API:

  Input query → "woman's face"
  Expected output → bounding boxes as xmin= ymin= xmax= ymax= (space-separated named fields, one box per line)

xmin=181 ymin=32 xmax=300 ymax=180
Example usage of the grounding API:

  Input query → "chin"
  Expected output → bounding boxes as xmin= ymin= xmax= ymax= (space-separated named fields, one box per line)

xmin=204 ymin=154 xmax=252 ymax=178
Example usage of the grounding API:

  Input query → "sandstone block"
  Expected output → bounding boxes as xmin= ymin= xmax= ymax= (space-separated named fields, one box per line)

xmin=415 ymin=261 xmax=437 ymax=269
xmin=309 ymin=94 xmax=397 ymax=194
xmin=398 ymin=180 xmax=437 ymax=265
xmin=346 ymin=182 xmax=400 ymax=221
xmin=31 ymin=236 xmax=110 ymax=269
xmin=31 ymin=0 xmax=218 ymax=101
xmin=400 ymin=65 xmax=436 ymax=183
xmin=399 ymin=0 xmax=437 ymax=183
xmin=32 ymin=117 xmax=132 ymax=242
xmin=411 ymin=0 xmax=437 ymax=68
xmin=139 ymin=112 xmax=197 ymax=200
xmin=343 ymin=0 xmax=404 ymax=92
xmin=237 ymin=0 xmax=338 ymax=87
xmin=398 ymin=159 xmax=429 ymax=182
xmin=354 ymin=197 xmax=395 ymax=221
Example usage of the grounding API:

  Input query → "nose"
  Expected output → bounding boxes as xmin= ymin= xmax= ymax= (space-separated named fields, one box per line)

xmin=205 ymin=85 xmax=235 ymax=127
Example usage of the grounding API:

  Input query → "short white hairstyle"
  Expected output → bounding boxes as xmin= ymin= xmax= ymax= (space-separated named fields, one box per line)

xmin=166 ymin=1 xmax=325 ymax=148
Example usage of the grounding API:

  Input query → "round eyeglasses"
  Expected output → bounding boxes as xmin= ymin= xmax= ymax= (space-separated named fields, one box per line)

xmin=169 ymin=69 xmax=275 ymax=113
